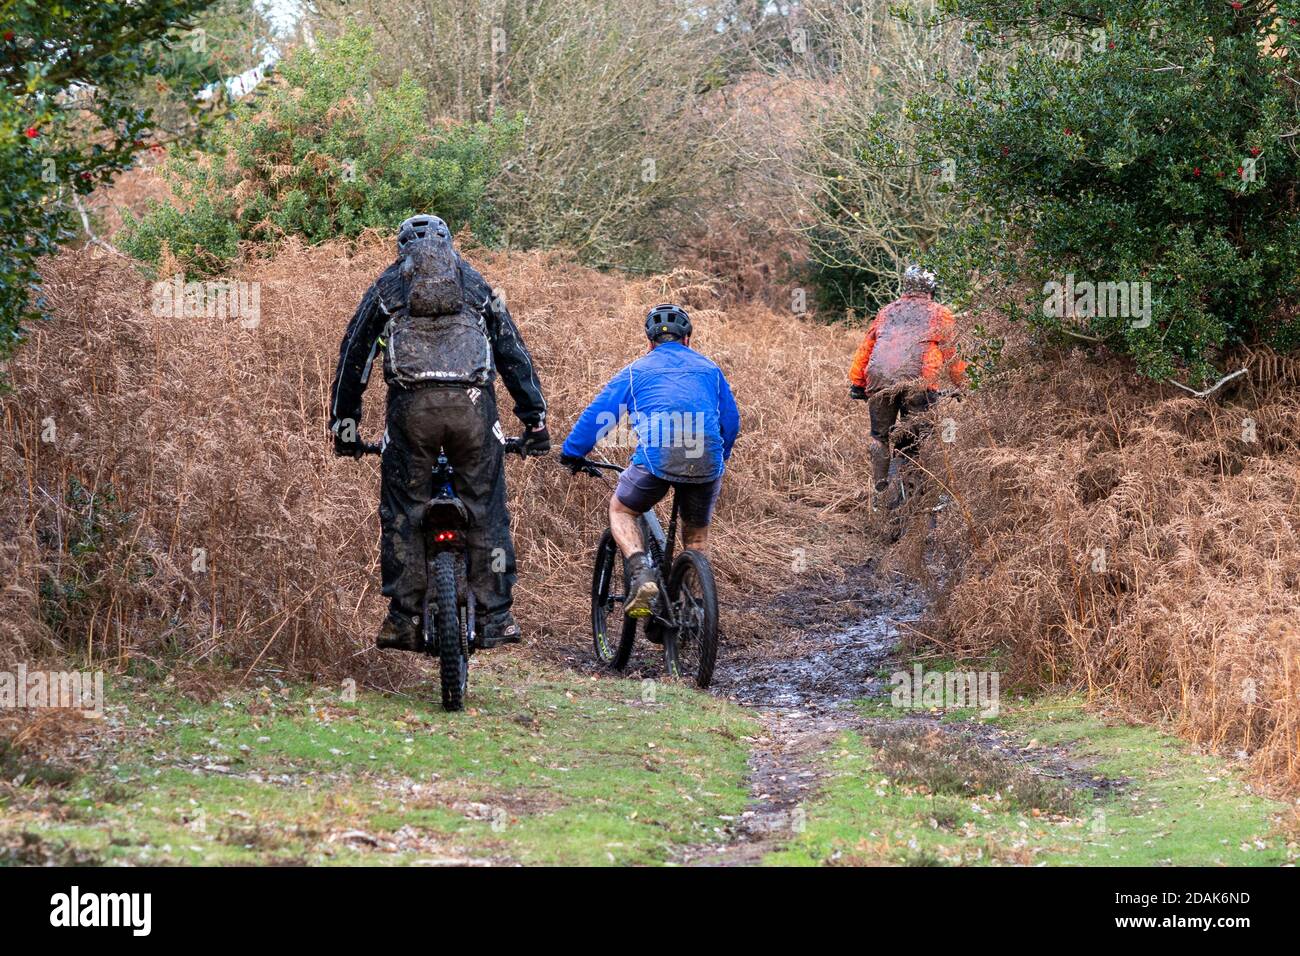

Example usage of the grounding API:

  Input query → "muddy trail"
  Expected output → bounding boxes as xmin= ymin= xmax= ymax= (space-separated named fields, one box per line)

xmin=678 ymin=564 xmax=922 ymax=864
xmin=570 ymin=562 xmax=1120 ymax=866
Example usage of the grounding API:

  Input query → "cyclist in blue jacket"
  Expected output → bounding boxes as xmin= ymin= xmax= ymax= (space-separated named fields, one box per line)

xmin=560 ymin=304 xmax=740 ymax=615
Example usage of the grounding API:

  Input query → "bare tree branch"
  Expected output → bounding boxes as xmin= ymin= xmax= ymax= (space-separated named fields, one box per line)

xmin=72 ymin=194 xmax=126 ymax=257
xmin=1165 ymin=367 xmax=1249 ymax=398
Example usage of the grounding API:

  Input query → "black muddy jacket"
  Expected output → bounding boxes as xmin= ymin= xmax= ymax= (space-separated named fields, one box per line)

xmin=329 ymin=255 xmax=547 ymax=433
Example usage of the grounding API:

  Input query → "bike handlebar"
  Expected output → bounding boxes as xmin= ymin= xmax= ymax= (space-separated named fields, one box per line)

xmin=579 ymin=455 xmax=624 ymax=473
xmin=352 ymin=433 xmax=611 ymax=475
xmin=353 ymin=436 xmax=544 ymax=458
xmin=569 ymin=456 xmax=622 ymax=477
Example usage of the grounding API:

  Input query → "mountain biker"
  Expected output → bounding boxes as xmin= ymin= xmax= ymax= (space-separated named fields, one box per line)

xmin=848 ymin=265 xmax=966 ymax=497
xmin=329 ymin=215 xmax=549 ymax=652
xmin=559 ymin=304 xmax=740 ymax=616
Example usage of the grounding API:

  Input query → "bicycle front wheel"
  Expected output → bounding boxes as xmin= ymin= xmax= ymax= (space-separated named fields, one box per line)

xmin=433 ymin=550 xmax=468 ymax=711
xmin=591 ymin=529 xmax=637 ymax=669
xmin=663 ymin=549 xmax=719 ymax=688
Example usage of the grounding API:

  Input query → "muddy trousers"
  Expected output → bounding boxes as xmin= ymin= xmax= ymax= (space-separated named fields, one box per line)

xmin=866 ymin=387 xmax=937 ymax=490
xmin=379 ymin=386 xmax=516 ymax=634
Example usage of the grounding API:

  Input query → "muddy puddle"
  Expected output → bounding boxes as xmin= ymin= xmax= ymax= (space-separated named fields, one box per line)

xmin=711 ymin=593 xmax=925 ymax=712
xmin=677 ymin=572 xmax=925 ymax=864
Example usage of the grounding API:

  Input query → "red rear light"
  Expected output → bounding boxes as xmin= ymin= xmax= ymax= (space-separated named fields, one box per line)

xmin=435 ymin=531 xmax=458 ymax=543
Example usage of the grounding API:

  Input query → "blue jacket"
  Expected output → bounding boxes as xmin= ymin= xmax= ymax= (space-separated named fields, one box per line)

xmin=562 ymin=342 xmax=740 ymax=482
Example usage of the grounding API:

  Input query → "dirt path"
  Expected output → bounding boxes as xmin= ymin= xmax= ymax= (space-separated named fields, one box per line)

xmin=673 ymin=567 xmax=925 ymax=865
xmin=668 ymin=565 xmax=1120 ymax=866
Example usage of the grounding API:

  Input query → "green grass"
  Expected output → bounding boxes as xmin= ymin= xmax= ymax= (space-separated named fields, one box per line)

xmin=4 ymin=661 xmax=1293 ymax=867
xmin=0 ymin=657 xmax=756 ymax=866
xmin=765 ymin=696 xmax=1294 ymax=867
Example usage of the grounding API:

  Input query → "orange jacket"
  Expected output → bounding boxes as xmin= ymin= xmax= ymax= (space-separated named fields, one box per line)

xmin=848 ymin=294 xmax=966 ymax=391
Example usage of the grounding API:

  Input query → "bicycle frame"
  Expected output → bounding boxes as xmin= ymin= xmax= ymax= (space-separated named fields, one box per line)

xmin=638 ymin=495 xmax=678 ymax=571
xmin=634 ymin=487 xmax=683 ymax=635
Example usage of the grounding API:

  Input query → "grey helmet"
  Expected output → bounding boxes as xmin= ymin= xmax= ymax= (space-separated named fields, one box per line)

xmin=645 ymin=303 xmax=692 ymax=340
xmin=901 ymin=264 xmax=938 ymax=297
xmin=396 ymin=214 xmax=450 ymax=250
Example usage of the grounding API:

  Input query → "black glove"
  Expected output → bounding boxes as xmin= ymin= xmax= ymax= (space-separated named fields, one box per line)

xmin=522 ymin=424 xmax=551 ymax=456
xmin=849 ymin=385 xmax=868 ymax=402
xmin=330 ymin=417 xmax=366 ymax=458
xmin=560 ymin=452 xmax=588 ymax=474
xmin=333 ymin=433 xmax=363 ymax=458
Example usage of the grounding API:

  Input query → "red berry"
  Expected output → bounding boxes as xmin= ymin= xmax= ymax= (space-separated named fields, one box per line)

xmin=24 ymin=126 xmax=37 ymax=138
xmin=1001 ymin=146 xmax=1009 ymax=156
xmin=1108 ymin=42 xmax=1115 ymax=49
xmin=1217 ymin=170 xmax=1225 ymax=178
xmin=1193 ymin=167 xmax=1202 ymax=177
xmin=1238 ymin=166 xmax=1246 ymax=177
xmin=3 ymin=30 xmax=13 ymax=41
xmin=1230 ymin=1 xmax=1244 ymax=10
xmin=1064 ymin=127 xmax=1073 ymax=135
xmin=1250 ymin=147 xmax=1261 ymax=156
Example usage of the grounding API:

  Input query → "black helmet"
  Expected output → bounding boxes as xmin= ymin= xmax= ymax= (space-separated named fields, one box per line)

xmin=645 ymin=303 xmax=692 ymax=340
xmin=396 ymin=214 xmax=450 ymax=249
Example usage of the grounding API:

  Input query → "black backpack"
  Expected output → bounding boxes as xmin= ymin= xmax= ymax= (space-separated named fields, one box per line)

xmin=383 ymin=236 xmax=493 ymax=388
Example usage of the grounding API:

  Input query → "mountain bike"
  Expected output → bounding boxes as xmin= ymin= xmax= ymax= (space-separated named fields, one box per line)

xmin=871 ymin=389 xmax=961 ymax=540
xmin=360 ymin=435 xmax=534 ymax=711
xmin=572 ymin=456 xmax=720 ymax=688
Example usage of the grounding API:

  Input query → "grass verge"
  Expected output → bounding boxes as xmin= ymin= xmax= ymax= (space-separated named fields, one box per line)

xmin=0 ymin=657 xmax=755 ymax=866
xmin=764 ymin=696 xmax=1295 ymax=866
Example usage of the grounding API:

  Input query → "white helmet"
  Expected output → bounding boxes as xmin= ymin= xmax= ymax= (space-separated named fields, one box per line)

xmin=902 ymin=264 xmax=938 ymax=296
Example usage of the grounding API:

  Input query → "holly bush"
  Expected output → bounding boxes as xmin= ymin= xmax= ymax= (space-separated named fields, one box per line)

xmin=0 ymin=0 xmax=220 ymax=366
xmin=900 ymin=0 xmax=1300 ymax=384
xmin=121 ymin=27 xmax=523 ymax=276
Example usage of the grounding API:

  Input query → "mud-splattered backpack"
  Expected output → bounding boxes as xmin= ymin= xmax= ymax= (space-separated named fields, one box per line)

xmin=383 ymin=234 xmax=493 ymax=387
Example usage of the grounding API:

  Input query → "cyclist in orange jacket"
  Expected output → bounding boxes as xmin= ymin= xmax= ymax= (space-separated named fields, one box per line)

xmin=848 ymin=266 xmax=965 ymax=495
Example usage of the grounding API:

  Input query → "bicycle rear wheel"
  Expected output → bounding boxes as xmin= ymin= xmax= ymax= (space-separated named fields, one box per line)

xmin=433 ymin=550 xmax=468 ymax=711
xmin=663 ymin=549 xmax=719 ymax=688
xmin=591 ymin=529 xmax=637 ymax=669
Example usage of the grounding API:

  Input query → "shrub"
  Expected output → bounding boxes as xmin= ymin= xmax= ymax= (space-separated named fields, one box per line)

xmin=117 ymin=195 xmax=241 ymax=275
xmin=907 ymin=0 xmax=1300 ymax=384
xmin=313 ymin=0 xmax=746 ymax=271
xmin=121 ymin=27 xmax=522 ymax=276
xmin=0 ymin=0 xmax=223 ymax=365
